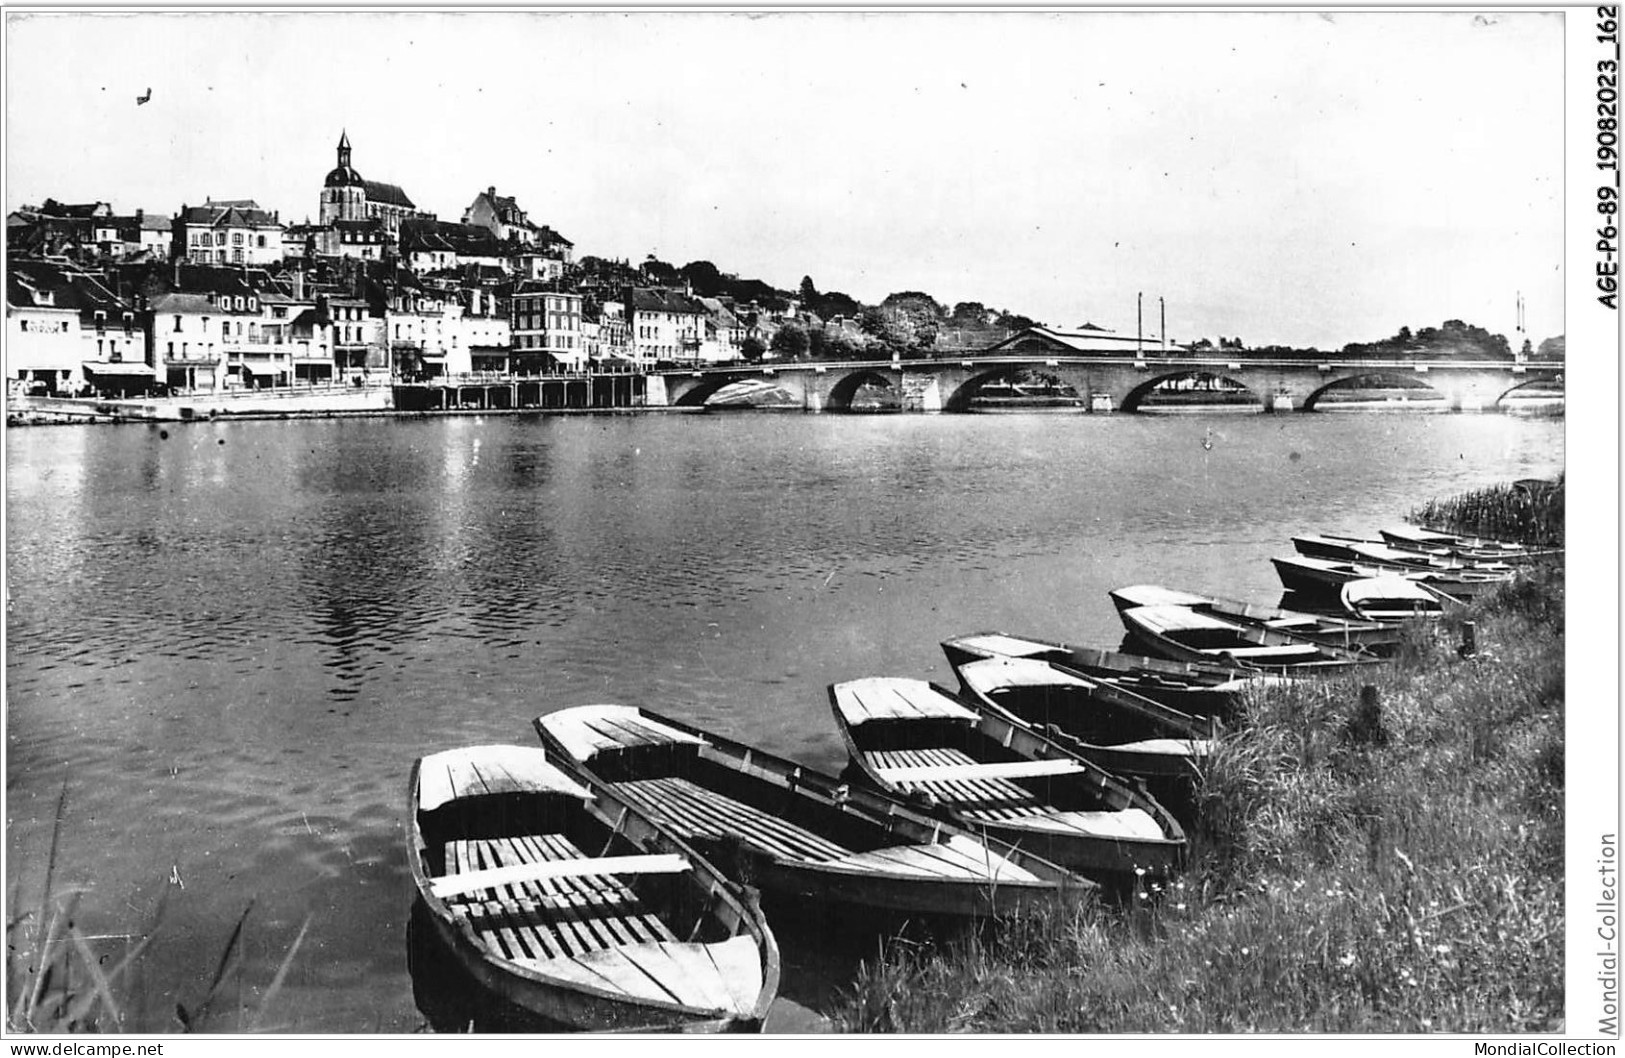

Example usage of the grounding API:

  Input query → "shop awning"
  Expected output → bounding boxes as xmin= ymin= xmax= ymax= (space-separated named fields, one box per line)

xmin=83 ymin=361 xmax=155 ymax=377
xmin=241 ymin=362 xmax=288 ymax=375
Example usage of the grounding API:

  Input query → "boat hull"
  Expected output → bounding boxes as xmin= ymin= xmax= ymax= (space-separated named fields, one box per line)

xmin=533 ymin=705 xmax=1087 ymax=920
xmin=407 ymin=747 xmax=778 ymax=1034
xmin=1273 ymin=555 xmax=1507 ymax=601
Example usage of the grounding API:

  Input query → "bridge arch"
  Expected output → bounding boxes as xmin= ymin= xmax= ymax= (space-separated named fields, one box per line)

xmin=1121 ymin=370 xmax=1262 ymax=414
xmin=826 ymin=368 xmax=897 ymax=411
xmin=669 ymin=372 xmax=757 ymax=407
xmin=1302 ymin=371 xmax=1449 ymax=412
xmin=1494 ymin=375 xmax=1565 ymax=406
xmin=940 ymin=365 xmax=1082 ymax=412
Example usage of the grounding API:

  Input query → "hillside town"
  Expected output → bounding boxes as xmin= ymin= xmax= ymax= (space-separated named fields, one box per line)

xmin=8 ymin=132 xmax=1562 ymax=405
xmin=6 ymin=132 xmax=1048 ymax=401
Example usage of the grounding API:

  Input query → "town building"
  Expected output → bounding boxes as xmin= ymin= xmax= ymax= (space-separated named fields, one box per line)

xmin=325 ymin=295 xmax=385 ymax=380
xmin=7 ymin=259 xmax=150 ymax=395
xmin=628 ymin=287 xmax=707 ymax=366
xmin=697 ymin=296 xmax=744 ymax=363
xmin=511 ymin=283 xmax=584 ymax=372
xmin=173 ymin=199 xmax=285 ymax=266
xmin=461 ymin=187 xmax=538 ymax=245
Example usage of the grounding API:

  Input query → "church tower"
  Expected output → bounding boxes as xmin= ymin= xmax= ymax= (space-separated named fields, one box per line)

xmin=320 ymin=130 xmax=367 ymax=225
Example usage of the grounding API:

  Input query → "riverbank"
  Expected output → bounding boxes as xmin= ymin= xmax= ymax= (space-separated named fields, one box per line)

xmin=837 ymin=568 xmax=1563 ymax=1032
xmin=835 ymin=483 xmax=1565 ymax=1033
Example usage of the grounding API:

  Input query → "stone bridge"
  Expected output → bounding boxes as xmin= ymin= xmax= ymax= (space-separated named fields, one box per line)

xmin=649 ymin=355 xmax=1563 ymax=413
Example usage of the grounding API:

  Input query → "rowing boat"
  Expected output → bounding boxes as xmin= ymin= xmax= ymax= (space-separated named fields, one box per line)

xmin=941 ymin=631 xmax=1279 ymax=719
xmin=1117 ymin=604 xmax=1383 ymax=675
xmin=1292 ymin=534 xmax=1513 ymax=574
xmin=1107 ymin=584 xmax=1404 ymax=655
xmin=1339 ymin=576 xmax=1455 ymax=621
xmin=533 ymin=704 xmax=1087 ymax=918
xmin=408 ymin=744 xmax=779 ymax=1033
xmin=949 ymin=655 xmax=1212 ymax=804
xmin=828 ymin=677 xmax=1187 ymax=884
xmin=1271 ymin=554 xmax=1513 ymax=601
xmin=1377 ymin=525 xmax=1563 ymax=564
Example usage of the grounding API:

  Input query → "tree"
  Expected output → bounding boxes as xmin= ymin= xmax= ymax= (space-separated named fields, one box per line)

xmin=740 ymin=336 xmax=767 ymax=362
xmin=640 ymin=255 xmax=678 ymax=285
xmin=680 ymin=260 xmax=724 ymax=297
xmin=770 ymin=323 xmax=809 ymax=359
xmin=799 ymin=275 xmax=819 ymax=306
xmin=951 ymin=301 xmax=989 ymax=324
xmin=818 ymin=291 xmax=861 ymax=320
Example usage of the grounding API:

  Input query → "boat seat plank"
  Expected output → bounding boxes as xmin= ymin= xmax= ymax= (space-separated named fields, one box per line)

xmin=616 ymin=777 xmax=854 ymax=863
xmin=1213 ymin=645 xmax=1323 ymax=661
xmin=873 ymin=758 xmax=1084 ymax=783
xmin=428 ymin=853 xmax=691 ymax=899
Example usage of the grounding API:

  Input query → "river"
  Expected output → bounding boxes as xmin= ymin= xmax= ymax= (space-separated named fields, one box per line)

xmin=4 ymin=410 xmax=1564 ymax=1032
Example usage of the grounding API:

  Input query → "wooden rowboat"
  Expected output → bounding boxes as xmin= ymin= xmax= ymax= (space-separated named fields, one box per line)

xmin=1271 ymin=554 xmax=1513 ymax=601
xmin=533 ymin=704 xmax=1088 ymax=918
xmin=1117 ymin=604 xmax=1383 ymax=675
xmin=828 ymin=677 xmax=1187 ymax=884
xmin=1339 ymin=576 xmax=1455 ymax=621
xmin=949 ymin=655 xmax=1212 ymax=807
xmin=1378 ymin=525 xmax=1563 ymax=564
xmin=408 ymin=744 xmax=779 ymax=1033
xmin=941 ymin=630 xmax=1280 ymax=719
xmin=1107 ymin=584 xmax=1404 ymax=655
xmin=1292 ymin=534 xmax=1513 ymax=574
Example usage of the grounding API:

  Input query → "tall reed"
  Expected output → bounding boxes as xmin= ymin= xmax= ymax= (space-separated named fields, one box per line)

xmin=1409 ymin=475 xmax=1564 ymax=545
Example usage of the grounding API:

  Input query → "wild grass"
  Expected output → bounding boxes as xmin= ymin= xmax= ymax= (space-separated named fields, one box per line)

xmin=1409 ymin=475 xmax=1564 ymax=545
xmin=835 ymin=567 xmax=1564 ymax=1033
xmin=5 ymin=793 xmax=312 ymax=1035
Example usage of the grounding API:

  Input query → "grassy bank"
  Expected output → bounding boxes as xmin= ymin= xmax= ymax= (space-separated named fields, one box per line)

xmin=836 ymin=486 xmax=1565 ymax=1033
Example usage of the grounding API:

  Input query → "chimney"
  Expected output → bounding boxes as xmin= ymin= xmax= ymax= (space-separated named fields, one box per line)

xmin=488 ymin=186 xmax=496 ymax=199
xmin=136 ymin=209 xmax=143 ymax=222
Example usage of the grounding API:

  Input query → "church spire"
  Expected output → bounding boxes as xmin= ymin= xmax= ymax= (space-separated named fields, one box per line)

xmin=337 ymin=130 xmax=351 ymax=169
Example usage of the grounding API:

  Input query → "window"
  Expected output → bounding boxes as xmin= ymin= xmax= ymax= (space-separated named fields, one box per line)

xmin=248 ymin=298 xmax=256 ymax=312
xmin=232 ymin=232 xmax=243 ymax=245
xmin=235 ymin=297 xmax=244 ymax=311
xmin=174 ymin=315 xmax=183 ymax=332
xmin=233 ymin=248 xmax=244 ymax=264
xmin=257 ymin=235 xmax=266 ymax=248
xmin=167 ymin=342 xmax=174 ymax=355
xmin=202 ymin=317 xmax=210 ymax=332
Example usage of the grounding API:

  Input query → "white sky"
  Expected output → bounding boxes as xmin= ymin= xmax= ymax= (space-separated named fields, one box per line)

xmin=4 ymin=10 xmax=1563 ymax=349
